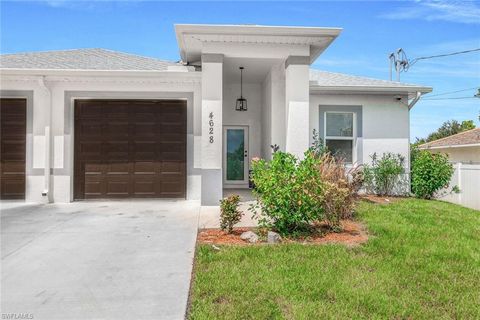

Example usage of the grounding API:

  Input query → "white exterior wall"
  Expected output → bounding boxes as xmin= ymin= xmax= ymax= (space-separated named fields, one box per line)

xmin=1 ymin=74 xmax=202 ymax=203
xmin=310 ymin=93 xmax=410 ymax=168
xmin=428 ymin=146 xmax=480 ymax=163
xmin=285 ymin=59 xmax=310 ymax=158
xmin=260 ymin=63 xmax=286 ymax=160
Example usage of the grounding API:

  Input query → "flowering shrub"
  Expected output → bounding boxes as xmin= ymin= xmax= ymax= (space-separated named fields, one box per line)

xmin=219 ymin=194 xmax=242 ymax=233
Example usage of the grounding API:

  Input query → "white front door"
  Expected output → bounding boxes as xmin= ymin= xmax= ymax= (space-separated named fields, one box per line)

xmin=223 ymin=126 xmax=249 ymax=187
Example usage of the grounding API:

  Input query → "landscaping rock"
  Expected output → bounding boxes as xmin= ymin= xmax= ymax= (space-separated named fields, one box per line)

xmin=267 ymin=231 xmax=282 ymax=244
xmin=240 ymin=231 xmax=259 ymax=243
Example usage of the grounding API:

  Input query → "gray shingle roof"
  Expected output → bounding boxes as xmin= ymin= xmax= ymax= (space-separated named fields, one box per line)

xmin=419 ymin=128 xmax=480 ymax=149
xmin=0 ymin=48 xmax=180 ymax=71
xmin=309 ymin=69 xmax=431 ymax=92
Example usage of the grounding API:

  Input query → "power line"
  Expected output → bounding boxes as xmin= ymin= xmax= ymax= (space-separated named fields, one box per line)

xmin=427 ymin=87 xmax=479 ymax=98
xmin=421 ymin=96 xmax=479 ymax=101
xmin=409 ymin=48 xmax=480 ymax=66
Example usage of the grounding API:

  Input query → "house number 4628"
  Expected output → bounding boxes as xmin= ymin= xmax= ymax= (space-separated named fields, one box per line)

xmin=208 ymin=112 xmax=214 ymax=143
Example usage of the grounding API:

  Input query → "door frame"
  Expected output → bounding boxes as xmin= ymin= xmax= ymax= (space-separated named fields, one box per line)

xmin=223 ymin=125 xmax=249 ymax=188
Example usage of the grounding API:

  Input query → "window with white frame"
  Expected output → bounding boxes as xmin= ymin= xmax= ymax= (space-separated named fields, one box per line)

xmin=324 ymin=112 xmax=355 ymax=163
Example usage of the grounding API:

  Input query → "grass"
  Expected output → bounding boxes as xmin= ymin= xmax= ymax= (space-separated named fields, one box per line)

xmin=188 ymin=199 xmax=480 ymax=319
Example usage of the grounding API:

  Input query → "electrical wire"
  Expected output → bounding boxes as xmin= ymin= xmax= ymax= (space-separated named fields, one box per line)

xmin=421 ymin=96 xmax=479 ymax=101
xmin=409 ymin=48 xmax=480 ymax=67
xmin=426 ymin=87 xmax=479 ymax=98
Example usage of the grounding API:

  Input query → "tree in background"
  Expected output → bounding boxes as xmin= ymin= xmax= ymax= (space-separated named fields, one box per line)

xmin=414 ymin=120 xmax=476 ymax=145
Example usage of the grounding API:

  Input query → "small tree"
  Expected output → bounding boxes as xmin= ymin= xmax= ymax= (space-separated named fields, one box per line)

xmin=411 ymin=151 xmax=454 ymax=199
xmin=363 ymin=153 xmax=405 ymax=196
xmin=219 ymin=195 xmax=242 ymax=233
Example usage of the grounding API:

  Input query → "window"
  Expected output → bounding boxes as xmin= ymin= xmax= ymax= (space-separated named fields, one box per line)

xmin=325 ymin=112 xmax=355 ymax=163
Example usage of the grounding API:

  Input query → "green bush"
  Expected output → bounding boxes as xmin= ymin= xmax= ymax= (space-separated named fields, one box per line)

xmin=363 ymin=152 xmax=405 ymax=196
xmin=250 ymin=151 xmax=324 ymax=235
xmin=411 ymin=150 xmax=454 ymax=199
xmin=219 ymin=194 xmax=242 ymax=233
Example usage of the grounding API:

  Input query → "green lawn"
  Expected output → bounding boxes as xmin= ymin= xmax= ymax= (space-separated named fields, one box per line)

xmin=189 ymin=199 xmax=480 ymax=319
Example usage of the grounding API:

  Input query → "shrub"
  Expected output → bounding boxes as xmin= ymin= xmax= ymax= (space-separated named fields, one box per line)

xmin=363 ymin=152 xmax=406 ymax=196
xmin=219 ymin=194 xmax=242 ymax=233
xmin=317 ymin=154 xmax=363 ymax=229
xmin=250 ymin=150 xmax=363 ymax=234
xmin=411 ymin=150 xmax=454 ymax=199
xmin=250 ymin=151 xmax=324 ymax=235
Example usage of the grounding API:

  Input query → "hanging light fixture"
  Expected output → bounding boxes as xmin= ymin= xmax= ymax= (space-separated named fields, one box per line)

xmin=235 ymin=67 xmax=247 ymax=111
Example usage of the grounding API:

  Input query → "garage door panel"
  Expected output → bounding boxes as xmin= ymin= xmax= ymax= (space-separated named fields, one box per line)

xmin=2 ymin=161 xmax=26 ymax=174
xmin=84 ymin=162 xmax=103 ymax=174
xmin=106 ymin=122 xmax=129 ymax=135
xmin=161 ymin=162 xmax=184 ymax=173
xmin=106 ymin=161 xmax=130 ymax=174
xmin=134 ymin=162 xmax=156 ymax=174
xmin=74 ymin=99 xmax=186 ymax=199
xmin=1 ymin=99 xmax=26 ymax=199
xmin=133 ymin=123 xmax=157 ymax=135
xmin=1 ymin=177 xmax=25 ymax=199
xmin=79 ymin=141 xmax=102 ymax=154
xmin=84 ymin=177 xmax=104 ymax=197
xmin=77 ymin=121 xmax=102 ymax=136
xmin=105 ymin=141 xmax=129 ymax=152
xmin=104 ymin=173 xmax=131 ymax=196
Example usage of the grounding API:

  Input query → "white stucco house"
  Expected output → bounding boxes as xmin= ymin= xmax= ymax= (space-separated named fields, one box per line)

xmin=0 ymin=24 xmax=432 ymax=205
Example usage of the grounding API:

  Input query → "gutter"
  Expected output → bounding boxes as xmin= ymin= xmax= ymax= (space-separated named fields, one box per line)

xmin=408 ymin=91 xmax=422 ymax=110
xmin=38 ymin=76 xmax=53 ymax=202
xmin=309 ymin=85 xmax=432 ymax=96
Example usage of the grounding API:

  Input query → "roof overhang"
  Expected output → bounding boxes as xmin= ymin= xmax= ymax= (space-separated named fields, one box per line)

xmin=0 ymin=67 xmax=199 ymax=78
xmin=418 ymin=143 xmax=480 ymax=150
xmin=309 ymin=84 xmax=432 ymax=99
xmin=175 ymin=24 xmax=342 ymax=64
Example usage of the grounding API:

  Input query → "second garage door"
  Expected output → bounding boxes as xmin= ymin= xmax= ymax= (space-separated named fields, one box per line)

xmin=74 ymin=100 xmax=186 ymax=199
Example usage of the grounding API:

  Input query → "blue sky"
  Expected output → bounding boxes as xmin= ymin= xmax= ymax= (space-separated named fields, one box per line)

xmin=1 ymin=0 xmax=479 ymax=139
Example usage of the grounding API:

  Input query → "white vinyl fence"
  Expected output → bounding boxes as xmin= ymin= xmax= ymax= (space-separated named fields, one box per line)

xmin=437 ymin=162 xmax=480 ymax=211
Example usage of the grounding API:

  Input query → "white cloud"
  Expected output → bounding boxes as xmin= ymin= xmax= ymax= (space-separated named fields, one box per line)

xmin=381 ymin=0 xmax=480 ymax=24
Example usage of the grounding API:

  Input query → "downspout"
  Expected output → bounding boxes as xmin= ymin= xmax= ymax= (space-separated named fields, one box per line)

xmin=408 ymin=91 xmax=422 ymax=110
xmin=38 ymin=76 xmax=53 ymax=202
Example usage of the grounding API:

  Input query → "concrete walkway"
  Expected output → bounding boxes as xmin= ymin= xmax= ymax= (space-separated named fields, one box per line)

xmin=1 ymin=200 xmax=200 ymax=320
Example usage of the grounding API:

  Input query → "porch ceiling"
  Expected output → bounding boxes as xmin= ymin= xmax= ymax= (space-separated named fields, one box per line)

xmin=223 ymin=57 xmax=281 ymax=83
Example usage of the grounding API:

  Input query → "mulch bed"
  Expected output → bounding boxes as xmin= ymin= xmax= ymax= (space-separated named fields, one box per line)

xmin=197 ymin=220 xmax=368 ymax=247
xmin=360 ymin=194 xmax=405 ymax=204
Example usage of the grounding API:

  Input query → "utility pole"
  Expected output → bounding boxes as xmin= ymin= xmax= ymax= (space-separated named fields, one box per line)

xmin=388 ymin=48 xmax=407 ymax=82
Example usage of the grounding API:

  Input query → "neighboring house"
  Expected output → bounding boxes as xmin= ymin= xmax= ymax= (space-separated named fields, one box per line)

xmin=0 ymin=24 xmax=431 ymax=205
xmin=418 ymin=128 xmax=480 ymax=163
xmin=418 ymin=128 xmax=480 ymax=210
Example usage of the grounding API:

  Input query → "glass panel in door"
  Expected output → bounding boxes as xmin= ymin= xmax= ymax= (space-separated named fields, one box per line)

xmin=226 ymin=129 xmax=245 ymax=181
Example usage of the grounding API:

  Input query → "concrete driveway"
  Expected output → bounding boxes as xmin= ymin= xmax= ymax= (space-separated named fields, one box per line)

xmin=1 ymin=200 xmax=200 ymax=320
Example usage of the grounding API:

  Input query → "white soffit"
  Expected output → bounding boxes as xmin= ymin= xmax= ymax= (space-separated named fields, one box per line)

xmin=175 ymin=24 xmax=342 ymax=64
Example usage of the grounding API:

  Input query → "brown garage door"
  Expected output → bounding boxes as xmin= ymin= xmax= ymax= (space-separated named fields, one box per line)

xmin=1 ymin=98 xmax=26 ymax=199
xmin=74 ymin=100 xmax=186 ymax=199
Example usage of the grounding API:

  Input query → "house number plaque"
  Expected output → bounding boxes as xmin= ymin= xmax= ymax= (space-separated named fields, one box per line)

xmin=208 ymin=112 xmax=214 ymax=143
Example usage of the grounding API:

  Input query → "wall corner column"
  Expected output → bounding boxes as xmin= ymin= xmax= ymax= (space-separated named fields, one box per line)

xmin=201 ymin=54 xmax=223 ymax=205
xmin=285 ymin=56 xmax=310 ymax=158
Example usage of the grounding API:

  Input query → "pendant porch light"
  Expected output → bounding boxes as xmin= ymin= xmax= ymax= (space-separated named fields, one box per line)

xmin=235 ymin=67 xmax=247 ymax=111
